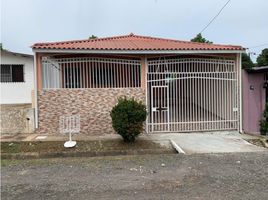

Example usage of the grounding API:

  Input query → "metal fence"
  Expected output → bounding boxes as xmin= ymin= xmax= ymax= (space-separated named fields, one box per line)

xmin=42 ymin=57 xmax=141 ymax=89
xmin=147 ymin=58 xmax=238 ymax=133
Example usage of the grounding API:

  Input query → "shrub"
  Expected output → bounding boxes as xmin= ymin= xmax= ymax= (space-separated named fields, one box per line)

xmin=110 ymin=97 xmax=147 ymax=143
xmin=260 ymin=101 xmax=268 ymax=135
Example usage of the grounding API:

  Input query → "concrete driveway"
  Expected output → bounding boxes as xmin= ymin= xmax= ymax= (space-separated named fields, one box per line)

xmin=150 ymin=131 xmax=267 ymax=154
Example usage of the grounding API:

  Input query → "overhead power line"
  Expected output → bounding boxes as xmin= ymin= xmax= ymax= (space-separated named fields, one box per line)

xmin=200 ymin=0 xmax=231 ymax=34
xmin=247 ymin=43 xmax=268 ymax=49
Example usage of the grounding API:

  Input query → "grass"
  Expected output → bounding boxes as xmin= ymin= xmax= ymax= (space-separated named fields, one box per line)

xmin=1 ymin=139 xmax=169 ymax=154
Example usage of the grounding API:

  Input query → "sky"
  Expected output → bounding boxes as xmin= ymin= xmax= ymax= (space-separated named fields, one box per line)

xmin=1 ymin=0 xmax=268 ymax=62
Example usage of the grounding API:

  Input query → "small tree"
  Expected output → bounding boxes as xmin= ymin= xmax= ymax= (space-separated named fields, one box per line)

xmin=242 ymin=53 xmax=254 ymax=69
xmin=191 ymin=33 xmax=213 ymax=44
xmin=89 ymin=35 xmax=98 ymax=40
xmin=260 ymin=102 xmax=268 ymax=135
xmin=110 ymin=97 xmax=147 ymax=143
xmin=257 ymin=48 xmax=268 ymax=67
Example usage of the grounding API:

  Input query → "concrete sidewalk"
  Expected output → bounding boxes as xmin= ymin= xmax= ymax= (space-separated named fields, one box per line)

xmin=149 ymin=131 xmax=267 ymax=154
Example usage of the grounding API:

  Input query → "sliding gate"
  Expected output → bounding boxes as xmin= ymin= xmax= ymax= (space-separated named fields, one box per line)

xmin=147 ymin=58 xmax=239 ymax=133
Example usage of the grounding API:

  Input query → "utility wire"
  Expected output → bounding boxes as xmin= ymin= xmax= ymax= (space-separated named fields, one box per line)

xmin=200 ymin=0 xmax=231 ymax=34
xmin=247 ymin=43 xmax=268 ymax=49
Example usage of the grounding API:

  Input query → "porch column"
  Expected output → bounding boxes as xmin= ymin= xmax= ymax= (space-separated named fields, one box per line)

xmin=36 ymin=53 xmax=43 ymax=91
xmin=141 ymin=56 xmax=147 ymax=90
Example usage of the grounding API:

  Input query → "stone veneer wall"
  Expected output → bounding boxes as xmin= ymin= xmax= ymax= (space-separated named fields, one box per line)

xmin=0 ymin=104 xmax=35 ymax=134
xmin=37 ymin=88 xmax=145 ymax=135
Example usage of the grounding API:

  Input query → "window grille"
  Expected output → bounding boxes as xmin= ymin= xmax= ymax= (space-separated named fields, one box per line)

xmin=42 ymin=57 xmax=141 ymax=89
xmin=0 ymin=64 xmax=24 ymax=82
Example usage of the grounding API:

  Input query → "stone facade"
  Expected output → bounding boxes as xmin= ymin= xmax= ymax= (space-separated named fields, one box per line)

xmin=0 ymin=104 xmax=35 ymax=134
xmin=37 ymin=88 xmax=145 ymax=135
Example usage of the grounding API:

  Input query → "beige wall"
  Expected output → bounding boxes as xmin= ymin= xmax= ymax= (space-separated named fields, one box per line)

xmin=0 ymin=104 xmax=35 ymax=134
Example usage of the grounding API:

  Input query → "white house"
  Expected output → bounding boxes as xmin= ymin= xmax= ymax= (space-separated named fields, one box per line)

xmin=1 ymin=49 xmax=34 ymax=104
xmin=0 ymin=49 xmax=35 ymax=134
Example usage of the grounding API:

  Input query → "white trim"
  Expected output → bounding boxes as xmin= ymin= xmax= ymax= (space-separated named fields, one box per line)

xmin=33 ymin=49 xmax=245 ymax=54
xmin=170 ymin=139 xmax=185 ymax=154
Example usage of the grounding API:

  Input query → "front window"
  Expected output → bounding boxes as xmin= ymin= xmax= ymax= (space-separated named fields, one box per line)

xmin=42 ymin=57 xmax=141 ymax=89
xmin=0 ymin=64 xmax=24 ymax=82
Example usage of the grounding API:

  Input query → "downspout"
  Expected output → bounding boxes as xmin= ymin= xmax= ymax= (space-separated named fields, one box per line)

xmin=239 ymin=53 xmax=243 ymax=133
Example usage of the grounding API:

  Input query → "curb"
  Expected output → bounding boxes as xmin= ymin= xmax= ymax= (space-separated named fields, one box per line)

xmin=1 ymin=149 xmax=176 ymax=160
xmin=170 ymin=139 xmax=186 ymax=154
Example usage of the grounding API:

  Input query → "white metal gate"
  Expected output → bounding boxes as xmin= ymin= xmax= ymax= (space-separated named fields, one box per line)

xmin=147 ymin=58 xmax=239 ymax=133
xmin=151 ymin=85 xmax=169 ymax=132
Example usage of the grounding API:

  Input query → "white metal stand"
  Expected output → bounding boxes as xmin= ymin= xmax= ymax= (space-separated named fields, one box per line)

xmin=64 ymin=132 xmax=77 ymax=148
xmin=59 ymin=115 xmax=80 ymax=148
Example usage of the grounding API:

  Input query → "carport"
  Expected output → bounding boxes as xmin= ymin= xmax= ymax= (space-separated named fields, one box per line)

xmin=147 ymin=57 xmax=240 ymax=133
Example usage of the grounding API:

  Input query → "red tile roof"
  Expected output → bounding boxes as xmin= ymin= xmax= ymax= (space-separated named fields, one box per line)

xmin=32 ymin=33 xmax=244 ymax=51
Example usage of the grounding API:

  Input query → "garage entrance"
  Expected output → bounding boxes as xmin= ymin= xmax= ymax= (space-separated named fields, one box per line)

xmin=147 ymin=57 xmax=239 ymax=133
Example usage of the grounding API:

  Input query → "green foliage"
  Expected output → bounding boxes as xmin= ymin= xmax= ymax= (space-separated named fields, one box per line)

xmin=191 ymin=33 xmax=213 ymax=44
xmin=89 ymin=35 xmax=98 ymax=40
xmin=110 ymin=97 xmax=147 ymax=143
xmin=0 ymin=43 xmax=2 ymax=50
xmin=242 ymin=53 xmax=255 ymax=69
xmin=260 ymin=101 xmax=268 ymax=135
xmin=257 ymin=48 xmax=268 ymax=67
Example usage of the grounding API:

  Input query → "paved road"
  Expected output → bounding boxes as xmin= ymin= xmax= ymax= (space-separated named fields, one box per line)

xmin=1 ymin=152 xmax=268 ymax=200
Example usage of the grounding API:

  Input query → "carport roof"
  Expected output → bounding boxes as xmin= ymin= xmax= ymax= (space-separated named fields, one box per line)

xmin=32 ymin=33 xmax=244 ymax=52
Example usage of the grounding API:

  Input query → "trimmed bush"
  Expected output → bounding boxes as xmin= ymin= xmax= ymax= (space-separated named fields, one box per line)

xmin=110 ymin=97 xmax=147 ymax=143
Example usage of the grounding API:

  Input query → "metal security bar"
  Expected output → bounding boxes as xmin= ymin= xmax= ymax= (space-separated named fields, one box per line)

xmin=0 ymin=64 xmax=24 ymax=82
xmin=42 ymin=57 xmax=141 ymax=89
xmin=147 ymin=58 xmax=238 ymax=133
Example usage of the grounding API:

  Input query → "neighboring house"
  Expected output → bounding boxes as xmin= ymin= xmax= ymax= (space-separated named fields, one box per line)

xmin=32 ymin=33 xmax=244 ymax=135
xmin=0 ymin=49 xmax=35 ymax=134
xmin=243 ymin=66 xmax=268 ymax=134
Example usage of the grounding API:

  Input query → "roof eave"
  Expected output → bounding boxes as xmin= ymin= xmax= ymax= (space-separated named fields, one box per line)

xmin=2 ymin=49 xmax=34 ymax=58
xmin=32 ymin=48 xmax=245 ymax=54
xmin=246 ymin=66 xmax=268 ymax=73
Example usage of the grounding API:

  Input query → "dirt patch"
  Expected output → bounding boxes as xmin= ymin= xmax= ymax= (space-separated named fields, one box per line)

xmin=1 ymin=138 xmax=171 ymax=154
xmin=246 ymin=139 xmax=268 ymax=148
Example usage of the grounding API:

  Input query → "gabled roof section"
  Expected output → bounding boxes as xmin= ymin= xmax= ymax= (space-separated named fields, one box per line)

xmin=1 ymin=49 xmax=33 ymax=58
xmin=32 ymin=33 xmax=244 ymax=52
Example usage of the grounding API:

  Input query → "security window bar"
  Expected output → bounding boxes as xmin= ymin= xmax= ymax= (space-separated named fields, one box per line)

xmin=42 ymin=57 xmax=141 ymax=89
xmin=0 ymin=64 xmax=24 ymax=82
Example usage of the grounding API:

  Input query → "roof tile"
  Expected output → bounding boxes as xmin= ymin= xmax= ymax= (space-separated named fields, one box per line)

xmin=32 ymin=33 xmax=244 ymax=51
